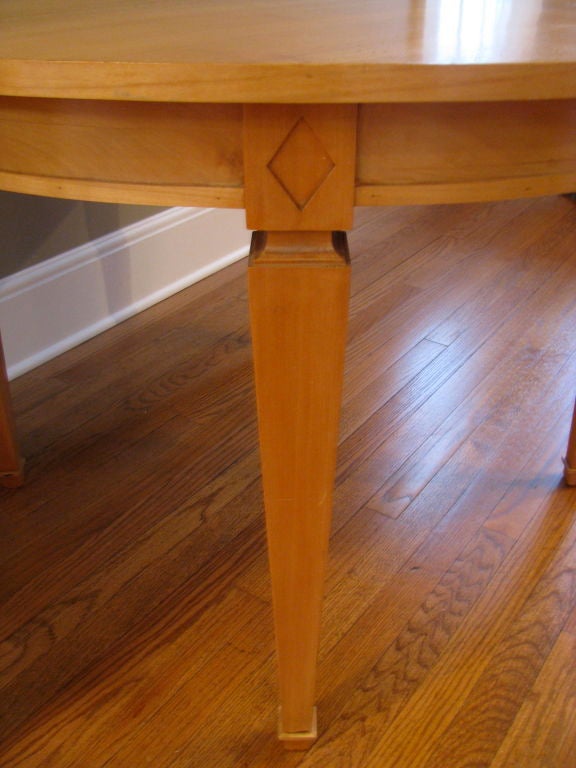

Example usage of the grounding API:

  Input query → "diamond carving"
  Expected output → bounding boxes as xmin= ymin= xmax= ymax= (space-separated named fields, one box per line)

xmin=267 ymin=118 xmax=335 ymax=210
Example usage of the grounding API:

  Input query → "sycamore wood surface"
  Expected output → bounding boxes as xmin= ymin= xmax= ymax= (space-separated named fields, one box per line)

xmin=0 ymin=0 xmax=575 ymax=102
xmin=1 ymin=0 xmax=576 ymax=748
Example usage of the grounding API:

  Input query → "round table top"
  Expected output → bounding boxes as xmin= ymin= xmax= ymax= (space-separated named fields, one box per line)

xmin=0 ymin=0 xmax=575 ymax=103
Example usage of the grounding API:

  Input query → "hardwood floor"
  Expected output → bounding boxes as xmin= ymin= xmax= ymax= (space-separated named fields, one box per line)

xmin=1 ymin=196 xmax=575 ymax=767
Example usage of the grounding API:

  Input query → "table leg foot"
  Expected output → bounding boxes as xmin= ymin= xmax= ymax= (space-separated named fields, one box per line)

xmin=563 ymin=398 xmax=576 ymax=486
xmin=279 ymin=707 xmax=318 ymax=750
xmin=563 ymin=458 xmax=576 ymax=486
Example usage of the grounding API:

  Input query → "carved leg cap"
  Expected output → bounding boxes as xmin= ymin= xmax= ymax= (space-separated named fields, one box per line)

xmin=278 ymin=707 xmax=317 ymax=750
xmin=563 ymin=457 xmax=576 ymax=486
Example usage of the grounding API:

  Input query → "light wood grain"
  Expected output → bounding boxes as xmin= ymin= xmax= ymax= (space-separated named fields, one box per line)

xmin=0 ymin=171 xmax=245 ymax=208
xmin=242 ymin=103 xmax=356 ymax=742
xmin=244 ymin=104 xmax=356 ymax=231
xmin=248 ymin=230 xmax=350 ymax=745
xmin=356 ymin=101 xmax=576 ymax=205
xmin=1 ymin=0 xmax=575 ymax=753
xmin=0 ymin=1 xmax=575 ymax=102
xmin=0 ymin=97 xmax=243 ymax=206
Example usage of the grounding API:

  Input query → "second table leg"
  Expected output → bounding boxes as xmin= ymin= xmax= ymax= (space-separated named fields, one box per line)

xmin=0 ymin=334 xmax=23 ymax=487
xmin=563 ymin=397 xmax=576 ymax=486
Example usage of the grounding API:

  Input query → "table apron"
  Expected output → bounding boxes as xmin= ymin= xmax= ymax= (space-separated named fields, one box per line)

xmin=0 ymin=97 xmax=575 ymax=209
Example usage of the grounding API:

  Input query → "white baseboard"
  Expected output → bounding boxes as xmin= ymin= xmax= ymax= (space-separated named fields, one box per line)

xmin=0 ymin=207 xmax=249 ymax=379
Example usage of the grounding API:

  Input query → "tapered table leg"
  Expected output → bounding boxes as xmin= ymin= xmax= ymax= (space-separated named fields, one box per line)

xmin=0 ymin=334 xmax=23 ymax=487
xmin=563 ymin=398 xmax=576 ymax=486
xmin=249 ymin=230 xmax=350 ymax=748
xmin=244 ymin=103 xmax=356 ymax=746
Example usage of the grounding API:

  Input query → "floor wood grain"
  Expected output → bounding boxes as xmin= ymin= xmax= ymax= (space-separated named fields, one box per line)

xmin=1 ymin=196 xmax=575 ymax=767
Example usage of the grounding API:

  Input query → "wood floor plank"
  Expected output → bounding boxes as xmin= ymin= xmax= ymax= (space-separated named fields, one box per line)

xmin=336 ymin=205 xmax=576 ymax=532
xmin=0 ymin=587 xmax=269 ymax=767
xmin=1 ymin=403 xmax=258 ymax=603
xmin=490 ymin=630 xmax=576 ymax=768
xmin=419 ymin=516 xmax=576 ymax=768
xmin=359 ymin=489 xmax=576 ymax=768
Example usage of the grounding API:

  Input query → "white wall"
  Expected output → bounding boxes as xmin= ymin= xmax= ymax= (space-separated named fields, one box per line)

xmin=0 ymin=191 xmax=166 ymax=279
xmin=0 ymin=193 xmax=249 ymax=378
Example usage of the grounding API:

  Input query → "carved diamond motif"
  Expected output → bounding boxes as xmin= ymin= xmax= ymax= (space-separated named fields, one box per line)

xmin=267 ymin=118 xmax=335 ymax=210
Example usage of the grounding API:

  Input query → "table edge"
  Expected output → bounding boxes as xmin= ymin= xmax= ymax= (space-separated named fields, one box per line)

xmin=1 ymin=60 xmax=576 ymax=103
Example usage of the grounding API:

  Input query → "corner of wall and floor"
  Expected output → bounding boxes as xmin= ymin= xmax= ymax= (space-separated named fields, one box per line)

xmin=0 ymin=207 xmax=250 ymax=380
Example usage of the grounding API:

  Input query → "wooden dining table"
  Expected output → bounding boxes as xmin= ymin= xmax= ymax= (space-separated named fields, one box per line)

xmin=1 ymin=0 xmax=575 ymax=749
